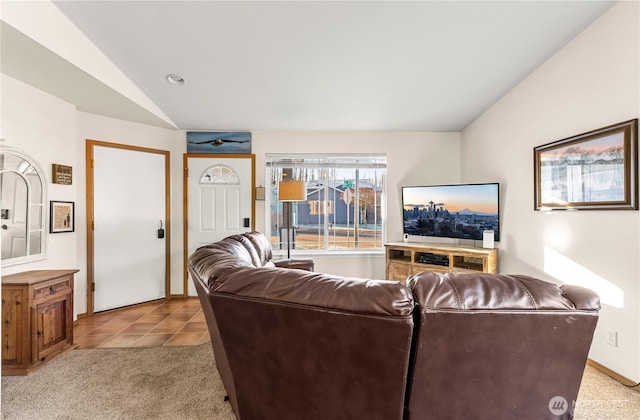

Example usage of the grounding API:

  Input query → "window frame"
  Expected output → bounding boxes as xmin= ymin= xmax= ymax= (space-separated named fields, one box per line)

xmin=265 ymin=153 xmax=387 ymax=255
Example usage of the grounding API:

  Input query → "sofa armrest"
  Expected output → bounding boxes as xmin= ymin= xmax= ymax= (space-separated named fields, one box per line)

xmin=561 ymin=284 xmax=601 ymax=311
xmin=274 ymin=258 xmax=315 ymax=271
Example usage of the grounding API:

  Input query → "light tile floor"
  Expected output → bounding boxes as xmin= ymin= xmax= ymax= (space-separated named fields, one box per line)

xmin=73 ymin=297 xmax=210 ymax=349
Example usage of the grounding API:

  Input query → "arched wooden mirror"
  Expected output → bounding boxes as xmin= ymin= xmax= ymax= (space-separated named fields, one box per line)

xmin=0 ymin=147 xmax=47 ymax=267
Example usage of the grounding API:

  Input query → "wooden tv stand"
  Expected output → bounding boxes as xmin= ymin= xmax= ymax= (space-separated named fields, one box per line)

xmin=385 ymin=242 xmax=497 ymax=282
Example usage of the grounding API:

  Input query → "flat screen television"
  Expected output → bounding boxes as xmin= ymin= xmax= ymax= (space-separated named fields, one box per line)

xmin=402 ymin=183 xmax=500 ymax=241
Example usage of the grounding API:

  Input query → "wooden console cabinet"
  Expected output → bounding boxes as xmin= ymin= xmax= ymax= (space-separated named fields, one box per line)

xmin=2 ymin=269 xmax=77 ymax=375
xmin=385 ymin=242 xmax=497 ymax=282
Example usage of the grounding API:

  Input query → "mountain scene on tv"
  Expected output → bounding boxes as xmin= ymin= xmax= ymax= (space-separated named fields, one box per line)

xmin=403 ymin=185 xmax=499 ymax=241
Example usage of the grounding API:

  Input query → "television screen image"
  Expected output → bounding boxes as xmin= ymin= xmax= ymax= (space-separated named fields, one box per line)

xmin=402 ymin=183 xmax=500 ymax=241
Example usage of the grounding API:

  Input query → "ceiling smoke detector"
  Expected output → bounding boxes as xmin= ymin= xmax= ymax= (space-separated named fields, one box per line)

xmin=165 ymin=74 xmax=186 ymax=86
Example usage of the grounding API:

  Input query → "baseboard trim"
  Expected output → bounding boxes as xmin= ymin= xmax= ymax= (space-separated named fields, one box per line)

xmin=587 ymin=358 xmax=640 ymax=391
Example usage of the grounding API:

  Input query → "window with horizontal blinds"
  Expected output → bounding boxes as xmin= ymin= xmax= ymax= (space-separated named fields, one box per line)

xmin=266 ymin=153 xmax=387 ymax=252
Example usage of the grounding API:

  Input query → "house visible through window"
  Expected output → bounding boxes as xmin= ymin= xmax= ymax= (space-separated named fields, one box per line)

xmin=266 ymin=153 xmax=387 ymax=252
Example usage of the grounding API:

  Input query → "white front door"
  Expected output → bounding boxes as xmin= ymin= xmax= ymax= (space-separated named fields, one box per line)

xmin=185 ymin=155 xmax=254 ymax=295
xmin=90 ymin=142 xmax=169 ymax=313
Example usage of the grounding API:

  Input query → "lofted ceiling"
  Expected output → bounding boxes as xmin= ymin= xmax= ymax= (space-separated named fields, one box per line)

xmin=6 ymin=1 xmax=616 ymax=132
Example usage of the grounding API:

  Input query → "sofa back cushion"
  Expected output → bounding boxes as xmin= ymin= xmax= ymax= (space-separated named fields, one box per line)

xmin=209 ymin=266 xmax=414 ymax=420
xmin=223 ymin=231 xmax=275 ymax=267
xmin=405 ymin=272 xmax=600 ymax=420
xmin=188 ymin=231 xmax=275 ymax=287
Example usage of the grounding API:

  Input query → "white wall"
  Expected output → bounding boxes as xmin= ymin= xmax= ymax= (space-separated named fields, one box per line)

xmin=462 ymin=1 xmax=640 ymax=381
xmin=251 ymin=130 xmax=461 ymax=278
xmin=1 ymin=74 xmax=78 ymax=278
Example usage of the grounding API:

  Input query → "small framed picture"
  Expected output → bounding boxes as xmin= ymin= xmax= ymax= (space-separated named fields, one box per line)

xmin=50 ymin=201 xmax=75 ymax=233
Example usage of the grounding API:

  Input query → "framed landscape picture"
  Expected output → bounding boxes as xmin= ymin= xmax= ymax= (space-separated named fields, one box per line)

xmin=186 ymin=131 xmax=251 ymax=153
xmin=534 ymin=119 xmax=638 ymax=210
xmin=50 ymin=201 xmax=75 ymax=233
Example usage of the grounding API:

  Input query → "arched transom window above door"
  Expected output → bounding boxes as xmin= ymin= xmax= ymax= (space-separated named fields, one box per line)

xmin=199 ymin=165 xmax=239 ymax=184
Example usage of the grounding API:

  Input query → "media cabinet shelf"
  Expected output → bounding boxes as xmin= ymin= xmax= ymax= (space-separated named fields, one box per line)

xmin=385 ymin=242 xmax=497 ymax=282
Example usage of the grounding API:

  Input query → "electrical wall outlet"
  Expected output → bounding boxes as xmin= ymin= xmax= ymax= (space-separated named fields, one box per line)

xmin=606 ymin=329 xmax=618 ymax=347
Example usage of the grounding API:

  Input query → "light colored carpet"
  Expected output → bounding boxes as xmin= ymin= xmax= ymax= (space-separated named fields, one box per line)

xmin=1 ymin=344 xmax=235 ymax=420
xmin=2 ymin=343 xmax=639 ymax=419
xmin=575 ymin=364 xmax=640 ymax=419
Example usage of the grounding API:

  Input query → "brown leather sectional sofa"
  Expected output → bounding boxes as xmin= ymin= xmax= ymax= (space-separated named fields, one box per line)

xmin=188 ymin=231 xmax=600 ymax=420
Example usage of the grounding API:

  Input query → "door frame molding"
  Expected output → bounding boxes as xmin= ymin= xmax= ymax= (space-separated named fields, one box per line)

xmin=86 ymin=139 xmax=171 ymax=316
xmin=183 ymin=153 xmax=256 ymax=295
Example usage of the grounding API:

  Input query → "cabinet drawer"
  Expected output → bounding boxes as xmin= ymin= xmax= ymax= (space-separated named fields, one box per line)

xmin=388 ymin=262 xmax=412 ymax=282
xmin=33 ymin=277 xmax=71 ymax=301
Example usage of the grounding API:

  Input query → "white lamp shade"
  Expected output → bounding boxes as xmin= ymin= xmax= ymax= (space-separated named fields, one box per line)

xmin=278 ymin=180 xmax=306 ymax=201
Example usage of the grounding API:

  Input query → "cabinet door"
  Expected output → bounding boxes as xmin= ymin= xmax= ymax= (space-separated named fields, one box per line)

xmin=2 ymin=288 xmax=26 ymax=365
xmin=32 ymin=295 xmax=70 ymax=362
